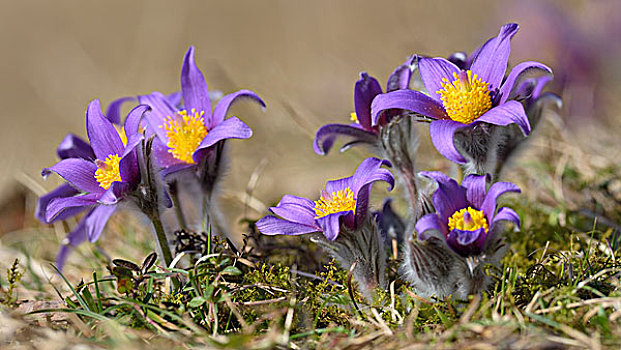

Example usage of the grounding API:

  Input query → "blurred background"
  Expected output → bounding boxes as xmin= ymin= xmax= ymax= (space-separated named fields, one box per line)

xmin=1 ymin=0 xmax=621 ymax=276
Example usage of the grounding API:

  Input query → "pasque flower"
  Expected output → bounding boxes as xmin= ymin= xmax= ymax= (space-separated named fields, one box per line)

xmin=371 ymin=23 xmax=553 ymax=165
xmin=256 ymin=157 xmax=394 ymax=240
xmin=313 ymin=57 xmax=415 ymax=155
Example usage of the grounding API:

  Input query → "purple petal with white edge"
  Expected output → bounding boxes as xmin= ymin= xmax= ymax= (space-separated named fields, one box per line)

xmin=106 ymin=96 xmax=137 ymax=125
xmin=269 ymin=195 xmax=317 ymax=226
xmin=256 ymin=215 xmax=319 ymax=236
xmin=56 ymin=213 xmax=90 ymax=271
xmin=480 ymin=182 xmax=521 ymax=222
xmin=211 ymin=90 xmax=265 ymax=130
xmin=57 ymin=134 xmax=94 ymax=160
xmin=181 ymin=46 xmax=212 ymax=119
xmin=492 ymin=207 xmax=521 ymax=231
xmin=476 ymin=101 xmax=531 ymax=135
xmin=499 ymin=61 xmax=553 ymax=104
xmin=420 ymin=171 xmax=467 ymax=224
xmin=36 ymin=184 xmax=83 ymax=223
xmin=429 ymin=119 xmax=467 ymax=164
xmin=313 ymin=123 xmax=378 ymax=155
xmin=45 ymin=194 xmax=99 ymax=223
xmin=415 ymin=213 xmax=447 ymax=240
xmin=386 ymin=56 xmax=416 ymax=92
xmin=317 ymin=212 xmax=346 ymax=241
xmin=371 ymin=90 xmax=448 ymax=126
xmin=86 ymin=204 xmax=116 ymax=242
xmin=118 ymin=133 xmax=143 ymax=185
xmin=470 ymin=23 xmax=519 ymax=90
xmin=418 ymin=57 xmax=460 ymax=101
xmin=354 ymin=72 xmax=383 ymax=130
xmin=461 ymin=174 xmax=489 ymax=209
xmin=124 ymin=104 xmax=150 ymax=136
xmin=193 ymin=117 xmax=251 ymax=163
xmin=139 ymin=92 xmax=178 ymax=141
xmin=324 ymin=177 xmax=353 ymax=195
xmin=446 ymin=227 xmax=487 ymax=256
xmin=98 ymin=182 xmax=130 ymax=205
xmin=42 ymin=158 xmax=102 ymax=194
xmin=86 ymin=100 xmax=125 ymax=160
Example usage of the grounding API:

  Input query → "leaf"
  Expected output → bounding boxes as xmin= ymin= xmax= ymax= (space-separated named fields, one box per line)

xmin=142 ymin=252 xmax=158 ymax=274
xmin=188 ymin=296 xmax=206 ymax=308
xmin=113 ymin=259 xmax=140 ymax=271
xmin=221 ymin=266 xmax=242 ymax=276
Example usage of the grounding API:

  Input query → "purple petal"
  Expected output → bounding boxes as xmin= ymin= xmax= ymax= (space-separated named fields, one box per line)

xmin=313 ymin=123 xmax=378 ymax=155
xmin=481 ymin=181 xmax=521 ymax=221
xmin=45 ymin=194 xmax=99 ymax=223
xmin=418 ymin=57 xmax=460 ymax=101
xmin=492 ymin=207 xmax=521 ymax=231
xmin=98 ymin=182 xmax=130 ymax=205
xmin=470 ymin=23 xmax=519 ymax=90
xmin=415 ymin=213 xmax=447 ymax=240
xmin=371 ymin=90 xmax=448 ymax=126
xmin=386 ymin=56 xmax=416 ymax=92
xmin=269 ymin=195 xmax=317 ymax=227
xmin=429 ymin=119 xmax=467 ymax=164
xmin=499 ymin=61 xmax=553 ymax=104
xmin=86 ymin=204 xmax=116 ymax=242
xmin=354 ymin=72 xmax=383 ymax=130
xmin=106 ymin=96 xmax=137 ymax=125
xmin=42 ymin=158 xmax=102 ymax=194
xmin=166 ymin=91 xmax=183 ymax=108
xmin=351 ymin=157 xmax=394 ymax=194
xmin=36 ymin=184 xmax=83 ymax=223
xmin=447 ymin=52 xmax=468 ymax=70
xmin=118 ymin=133 xmax=143 ymax=185
xmin=181 ymin=46 xmax=212 ymax=119
xmin=420 ymin=171 xmax=467 ymax=224
xmin=193 ymin=117 xmax=251 ymax=162
xmin=461 ymin=174 xmax=489 ymax=209
xmin=56 ymin=134 xmax=95 ymax=160
xmin=476 ymin=101 xmax=531 ymax=135
xmin=160 ymin=162 xmax=195 ymax=178
xmin=139 ymin=92 xmax=178 ymax=142
xmin=446 ymin=227 xmax=487 ymax=256
xmin=256 ymin=215 xmax=319 ymax=236
xmin=211 ymin=89 xmax=265 ymax=130
xmin=317 ymin=212 xmax=346 ymax=241
xmin=56 ymin=213 xmax=90 ymax=271
xmin=124 ymin=104 xmax=151 ymax=136
xmin=150 ymin=137 xmax=181 ymax=168
xmin=324 ymin=177 xmax=353 ymax=195
xmin=86 ymin=100 xmax=125 ymax=160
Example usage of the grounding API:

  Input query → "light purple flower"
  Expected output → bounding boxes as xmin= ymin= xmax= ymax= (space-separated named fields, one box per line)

xmin=371 ymin=23 xmax=553 ymax=164
xmin=139 ymin=46 xmax=265 ymax=173
xmin=415 ymin=171 xmax=520 ymax=257
xmin=256 ymin=157 xmax=394 ymax=241
xmin=313 ymin=57 xmax=415 ymax=155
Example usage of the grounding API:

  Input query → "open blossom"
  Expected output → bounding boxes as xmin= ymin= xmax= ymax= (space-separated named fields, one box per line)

xmin=415 ymin=171 xmax=520 ymax=256
xmin=139 ymin=46 xmax=265 ymax=174
xmin=256 ymin=157 xmax=394 ymax=241
xmin=313 ymin=57 xmax=415 ymax=155
xmin=371 ymin=23 xmax=553 ymax=164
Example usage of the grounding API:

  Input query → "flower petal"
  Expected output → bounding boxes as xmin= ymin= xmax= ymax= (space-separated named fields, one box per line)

xmin=324 ymin=177 xmax=353 ymax=194
xmin=371 ymin=89 xmax=448 ymax=126
xmin=418 ymin=57 xmax=460 ymax=101
xmin=446 ymin=227 xmax=486 ymax=256
xmin=118 ymin=133 xmax=143 ymax=185
xmin=316 ymin=212 xmax=346 ymax=241
xmin=56 ymin=213 xmax=90 ymax=271
xmin=386 ymin=56 xmax=416 ymax=92
xmin=415 ymin=213 xmax=447 ymax=240
xmin=98 ymin=182 xmax=130 ymax=205
xmin=420 ymin=171 xmax=467 ymax=224
xmin=481 ymin=182 xmax=521 ymax=221
xmin=45 ymin=194 xmax=99 ymax=223
xmin=105 ymin=96 xmax=137 ymax=125
xmin=211 ymin=90 xmax=265 ymax=130
xmin=351 ymin=157 xmax=394 ymax=194
xmin=56 ymin=134 xmax=95 ymax=160
xmin=492 ymin=207 xmax=521 ymax=231
xmin=354 ymin=72 xmax=383 ymax=130
xmin=498 ymin=61 xmax=553 ymax=104
xmin=470 ymin=23 xmax=519 ymax=90
xmin=86 ymin=99 xmax=125 ymax=160
xmin=476 ymin=100 xmax=531 ymax=135
xmin=313 ymin=123 xmax=378 ymax=155
xmin=269 ymin=195 xmax=317 ymax=226
xmin=42 ymin=158 xmax=102 ymax=194
xmin=139 ymin=92 xmax=178 ymax=141
xmin=86 ymin=204 xmax=117 ymax=242
xmin=428 ymin=119 xmax=467 ymax=164
xmin=256 ymin=215 xmax=319 ymax=236
xmin=461 ymin=174 xmax=489 ymax=209
xmin=181 ymin=46 xmax=212 ymax=120
xmin=36 ymin=184 xmax=83 ymax=223
xmin=124 ymin=104 xmax=151 ymax=136
xmin=193 ymin=116 xmax=252 ymax=162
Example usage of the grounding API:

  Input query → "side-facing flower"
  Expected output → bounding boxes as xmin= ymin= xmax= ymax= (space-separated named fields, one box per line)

xmin=313 ymin=57 xmax=415 ymax=155
xmin=371 ymin=23 xmax=553 ymax=167
xmin=256 ymin=157 xmax=394 ymax=241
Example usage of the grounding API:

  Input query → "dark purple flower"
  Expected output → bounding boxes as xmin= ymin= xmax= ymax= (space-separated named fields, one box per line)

xmin=371 ymin=23 xmax=553 ymax=164
xmin=313 ymin=57 xmax=415 ymax=155
xmin=139 ymin=46 xmax=265 ymax=172
xmin=256 ymin=157 xmax=394 ymax=241
xmin=415 ymin=171 xmax=520 ymax=257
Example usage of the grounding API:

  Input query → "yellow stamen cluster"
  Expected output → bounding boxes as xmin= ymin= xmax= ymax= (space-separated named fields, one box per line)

xmin=350 ymin=112 xmax=359 ymax=123
xmin=94 ymin=154 xmax=122 ymax=190
xmin=437 ymin=70 xmax=492 ymax=124
xmin=314 ymin=187 xmax=356 ymax=218
xmin=448 ymin=207 xmax=489 ymax=233
xmin=161 ymin=109 xmax=208 ymax=164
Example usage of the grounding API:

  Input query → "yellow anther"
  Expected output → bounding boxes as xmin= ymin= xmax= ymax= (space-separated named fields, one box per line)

xmin=161 ymin=109 xmax=208 ymax=164
xmin=437 ymin=70 xmax=492 ymax=124
xmin=448 ymin=207 xmax=489 ymax=233
xmin=314 ymin=187 xmax=356 ymax=218
xmin=94 ymin=154 xmax=122 ymax=189
xmin=350 ymin=112 xmax=359 ymax=123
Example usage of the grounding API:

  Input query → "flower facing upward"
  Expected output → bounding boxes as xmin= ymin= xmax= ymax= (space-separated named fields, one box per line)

xmin=415 ymin=172 xmax=521 ymax=257
xmin=256 ymin=157 xmax=394 ymax=241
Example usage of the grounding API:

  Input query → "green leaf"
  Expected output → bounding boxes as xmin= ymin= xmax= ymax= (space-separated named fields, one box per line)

xmin=188 ymin=296 xmax=206 ymax=308
xmin=221 ymin=266 xmax=242 ymax=276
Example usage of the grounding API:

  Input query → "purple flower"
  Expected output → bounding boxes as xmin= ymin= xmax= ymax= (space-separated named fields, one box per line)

xmin=256 ymin=157 xmax=394 ymax=241
xmin=313 ymin=57 xmax=415 ymax=155
xmin=139 ymin=46 xmax=265 ymax=173
xmin=415 ymin=171 xmax=520 ymax=257
xmin=371 ymin=23 xmax=553 ymax=164
xmin=40 ymin=100 xmax=148 ymax=257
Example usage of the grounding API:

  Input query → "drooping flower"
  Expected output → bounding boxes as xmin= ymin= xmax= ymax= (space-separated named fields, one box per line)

xmin=371 ymin=23 xmax=553 ymax=166
xmin=256 ymin=157 xmax=394 ymax=241
xmin=313 ymin=57 xmax=415 ymax=155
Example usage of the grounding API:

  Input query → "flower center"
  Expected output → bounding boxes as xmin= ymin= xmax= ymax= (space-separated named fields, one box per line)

xmin=448 ymin=207 xmax=489 ymax=233
xmin=314 ymin=187 xmax=356 ymax=218
xmin=162 ymin=109 xmax=208 ymax=164
xmin=437 ymin=70 xmax=492 ymax=124
xmin=94 ymin=154 xmax=122 ymax=190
